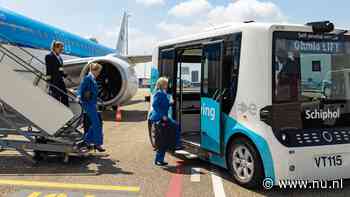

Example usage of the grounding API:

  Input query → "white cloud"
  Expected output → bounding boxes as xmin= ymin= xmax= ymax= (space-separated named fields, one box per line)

xmin=128 ymin=27 xmax=159 ymax=54
xmin=157 ymin=21 xmax=207 ymax=38
xmin=207 ymin=0 xmax=285 ymax=25
xmin=90 ymin=0 xmax=287 ymax=55
xmin=169 ymin=0 xmax=212 ymax=17
xmin=136 ymin=0 xmax=165 ymax=6
xmin=87 ymin=26 xmax=158 ymax=55
xmin=159 ymin=0 xmax=286 ymax=38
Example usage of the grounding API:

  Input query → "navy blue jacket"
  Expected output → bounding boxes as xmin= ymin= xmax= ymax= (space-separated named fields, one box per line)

xmin=45 ymin=52 xmax=66 ymax=86
xmin=149 ymin=90 xmax=171 ymax=122
xmin=77 ymin=73 xmax=98 ymax=106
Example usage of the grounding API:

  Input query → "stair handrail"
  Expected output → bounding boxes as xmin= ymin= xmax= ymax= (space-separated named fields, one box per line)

xmin=0 ymin=33 xmax=84 ymax=133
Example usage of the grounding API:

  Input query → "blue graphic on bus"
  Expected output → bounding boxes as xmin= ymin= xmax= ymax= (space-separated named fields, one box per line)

xmin=150 ymin=67 xmax=159 ymax=94
xmin=201 ymin=97 xmax=221 ymax=152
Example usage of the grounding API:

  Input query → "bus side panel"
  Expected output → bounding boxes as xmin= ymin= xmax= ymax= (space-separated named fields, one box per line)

xmin=150 ymin=66 xmax=159 ymax=94
xmin=220 ymin=114 xmax=276 ymax=181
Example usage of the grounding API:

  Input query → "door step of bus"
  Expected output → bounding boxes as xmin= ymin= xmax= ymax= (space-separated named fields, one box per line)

xmin=174 ymin=150 xmax=198 ymax=159
xmin=178 ymin=139 xmax=210 ymax=160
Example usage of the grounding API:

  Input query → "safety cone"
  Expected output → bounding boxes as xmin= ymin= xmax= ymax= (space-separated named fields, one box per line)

xmin=115 ymin=106 xmax=122 ymax=122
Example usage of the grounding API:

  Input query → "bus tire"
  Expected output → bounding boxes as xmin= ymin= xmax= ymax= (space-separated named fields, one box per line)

xmin=227 ymin=137 xmax=264 ymax=189
xmin=148 ymin=120 xmax=156 ymax=148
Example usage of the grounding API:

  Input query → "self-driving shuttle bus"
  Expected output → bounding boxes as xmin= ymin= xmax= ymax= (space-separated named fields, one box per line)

xmin=148 ymin=21 xmax=350 ymax=188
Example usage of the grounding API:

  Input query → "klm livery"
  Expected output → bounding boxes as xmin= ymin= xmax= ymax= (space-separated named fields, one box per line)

xmin=0 ymin=7 xmax=115 ymax=58
xmin=149 ymin=21 xmax=350 ymax=188
xmin=0 ymin=7 xmax=151 ymax=107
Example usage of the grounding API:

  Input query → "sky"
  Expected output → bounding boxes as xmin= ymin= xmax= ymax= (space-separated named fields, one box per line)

xmin=0 ymin=0 xmax=349 ymax=77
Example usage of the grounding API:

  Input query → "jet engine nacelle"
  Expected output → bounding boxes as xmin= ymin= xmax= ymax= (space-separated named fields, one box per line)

xmin=81 ymin=56 xmax=138 ymax=107
xmin=65 ymin=56 xmax=138 ymax=107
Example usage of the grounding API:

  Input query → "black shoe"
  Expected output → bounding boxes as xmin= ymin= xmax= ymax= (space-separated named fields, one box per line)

xmin=94 ymin=145 xmax=106 ymax=152
xmin=154 ymin=161 xmax=168 ymax=166
xmin=174 ymin=146 xmax=184 ymax=151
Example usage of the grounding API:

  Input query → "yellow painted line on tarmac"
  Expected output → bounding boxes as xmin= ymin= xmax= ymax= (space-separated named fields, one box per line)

xmin=0 ymin=179 xmax=140 ymax=192
xmin=27 ymin=192 xmax=42 ymax=197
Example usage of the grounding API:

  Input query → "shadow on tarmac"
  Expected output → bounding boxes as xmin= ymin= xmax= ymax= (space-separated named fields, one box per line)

xmin=0 ymin=154 xmax=134 ymax=176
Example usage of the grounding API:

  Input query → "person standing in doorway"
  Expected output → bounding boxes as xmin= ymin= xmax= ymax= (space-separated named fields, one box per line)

xmin=149 ymin=77 xmax=181 ymax=166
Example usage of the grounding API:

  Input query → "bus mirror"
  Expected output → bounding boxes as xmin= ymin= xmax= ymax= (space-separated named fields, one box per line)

xmin=260 ymin=105 xmax=273 ymax=126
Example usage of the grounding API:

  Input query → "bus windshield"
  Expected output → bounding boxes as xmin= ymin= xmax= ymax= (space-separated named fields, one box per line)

xmin=273 ymin=31 xmax=350 ymax=129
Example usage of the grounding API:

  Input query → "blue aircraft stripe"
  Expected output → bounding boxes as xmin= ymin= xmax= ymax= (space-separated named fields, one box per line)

xmin=0 ymin=7 xmax=116 ymax=58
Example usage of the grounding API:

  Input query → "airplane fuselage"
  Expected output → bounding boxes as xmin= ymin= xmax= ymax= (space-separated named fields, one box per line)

xmin=0 ymin=7 xmax=115 ymax=58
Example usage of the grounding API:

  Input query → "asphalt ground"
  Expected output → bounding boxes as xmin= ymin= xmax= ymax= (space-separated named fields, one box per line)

xmin=0 ymin=89 xmax=349 ymax=197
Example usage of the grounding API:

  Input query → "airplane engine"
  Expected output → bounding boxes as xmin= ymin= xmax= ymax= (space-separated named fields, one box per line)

xmin=64 ymin=56 xmax=138 ymax=107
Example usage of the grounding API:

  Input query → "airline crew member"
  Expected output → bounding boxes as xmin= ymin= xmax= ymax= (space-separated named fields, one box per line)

xmin=78 ymin=63 xmax=105 ymax=152
xmin=45 ymin=41 xmax=69 ymax=106
xmin=149 ymin=77 xmax=181 ymax=166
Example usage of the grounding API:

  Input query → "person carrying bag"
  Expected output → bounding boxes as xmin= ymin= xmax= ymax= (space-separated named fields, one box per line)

xmin=149 ymin=77 xmax=181 ymax=166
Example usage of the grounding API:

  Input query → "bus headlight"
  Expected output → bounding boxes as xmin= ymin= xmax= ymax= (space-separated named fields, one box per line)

xmin=281 ymin=133 xmax=288 ymax=141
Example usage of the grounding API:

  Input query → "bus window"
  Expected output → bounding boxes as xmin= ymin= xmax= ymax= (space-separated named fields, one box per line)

xmin=202 ymin=43 xmax=222 ymax=98
xmin=159 ymin=48 xmax=176 ymax=94
xmin=272 ymin=31 xmax=350 ymax=142
xmin=176 ymin=47 xmax=202 ymax=134
xmin=222 ymin=33 xmax=242 ymax=113
xmin=176 ymin=48 xmax=201 ymax=93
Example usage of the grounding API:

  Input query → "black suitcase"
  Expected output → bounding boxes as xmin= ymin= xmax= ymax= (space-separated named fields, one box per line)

xmin=153 ymin=120 xmax=177 ymax=150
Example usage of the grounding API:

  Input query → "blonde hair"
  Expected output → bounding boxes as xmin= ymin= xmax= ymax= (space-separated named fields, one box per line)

xmin=89 ymin=63 xmax=103 ymax=72
xmin=155 ymin=77 xmax=169 ymax=90
xmin=51 ymin=40 xmax=64 ymax=51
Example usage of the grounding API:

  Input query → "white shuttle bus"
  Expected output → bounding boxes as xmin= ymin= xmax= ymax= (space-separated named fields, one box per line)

xmin=148 ymin=21 xmax=350 ymax=188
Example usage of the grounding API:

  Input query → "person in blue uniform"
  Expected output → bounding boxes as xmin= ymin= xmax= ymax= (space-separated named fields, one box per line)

xmin=45 ymin=41 xmax=69 ymax=107
xmin=149 ymin=77 xmax=181 ymax=166
xmin=77 ymin=63 xmax=105 ymax=152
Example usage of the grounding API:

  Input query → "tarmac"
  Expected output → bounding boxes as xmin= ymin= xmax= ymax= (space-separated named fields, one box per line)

xmin=0 ymin=89 xmax=349 ymax=197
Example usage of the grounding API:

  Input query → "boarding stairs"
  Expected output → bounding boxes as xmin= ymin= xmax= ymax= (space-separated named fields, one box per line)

xmin=0 ymin=33 xmax=87 ymax=163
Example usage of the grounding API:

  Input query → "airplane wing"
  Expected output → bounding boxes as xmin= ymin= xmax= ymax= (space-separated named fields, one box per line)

xmin=63 ymin=57 xmax=96 ymax=68
xmin=63 ymin=54 xmax=152 ymax=68
xmin=125 ymin=55 xmax=152 ymax=64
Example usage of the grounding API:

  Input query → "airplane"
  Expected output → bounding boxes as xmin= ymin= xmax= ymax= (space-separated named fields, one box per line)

xmin=0 ymin=7 xmax=151 ymax=108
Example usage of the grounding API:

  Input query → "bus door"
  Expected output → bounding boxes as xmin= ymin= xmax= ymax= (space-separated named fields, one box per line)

xmin=200 ymin=41 xmax=224 ymax=154
xmin=159 ymin=48 xmax=176 ymax=118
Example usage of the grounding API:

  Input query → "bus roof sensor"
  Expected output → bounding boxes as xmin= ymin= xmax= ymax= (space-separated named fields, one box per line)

xmin=306 ymin=21 xmax=334 ymax=33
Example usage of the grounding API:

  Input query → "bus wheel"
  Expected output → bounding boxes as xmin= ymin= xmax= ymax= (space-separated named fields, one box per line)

xmin=228 ymin=137 xmax=263 ymax=188
xmin=148 ymin=120 xmax=156 ymax=148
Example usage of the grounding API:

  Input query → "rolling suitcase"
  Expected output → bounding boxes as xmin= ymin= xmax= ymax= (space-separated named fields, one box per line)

xmin=154 ymin=120 xmax=177 ymax=150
